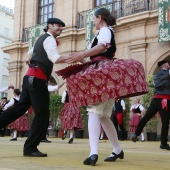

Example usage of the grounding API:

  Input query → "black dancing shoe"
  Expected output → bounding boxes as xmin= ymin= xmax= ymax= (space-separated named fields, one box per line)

xmin=10 ymin=138 xmax=17 ymax=141
xmin=41 ymin=139 xmax=51 ymax=143
xmin=83 ymin=154 xmax=98 ymax=166
xmin=62 ymin=132 xmax=67 ymax=140
xmin=23 ymin=150 xmax=47 ymax=157
xmin=104 ymin=150 xmax=124 ymax=162
xmin=132 ymin=134 xmax=138 ymax=142
xmin=68 ymin=138 xmax=73 ymax=144
xmin=160 ymin=144 xmax=170 ymax=150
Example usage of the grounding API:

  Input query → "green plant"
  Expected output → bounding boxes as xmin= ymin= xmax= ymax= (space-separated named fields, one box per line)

xmin=143 ymin=75 xmax=157 ymax=132
xmin=80 ymin=106 xmax=88 ymax=130
xmin=123 ymin=98 xmax=131 ymax=130
xmin=49 ymin=94 xmax=64 ymax=130
xmin=146 ymin=117 xmax=157 ymax=132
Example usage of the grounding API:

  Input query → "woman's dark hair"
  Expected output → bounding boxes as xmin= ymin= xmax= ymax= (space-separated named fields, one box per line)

xmin=95 ymin=8 xmax=116 ymax=26
xmin=14 ymin=89 xmax=21 ymax=96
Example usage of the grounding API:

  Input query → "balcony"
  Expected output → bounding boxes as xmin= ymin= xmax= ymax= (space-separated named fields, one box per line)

xmin=22 ymin=23 xmax=46 ymax=43
xmin=77 ymin=0 xmax=158 ymax=29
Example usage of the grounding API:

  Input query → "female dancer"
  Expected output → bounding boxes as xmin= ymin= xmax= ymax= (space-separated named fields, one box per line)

xmin=61 ymin=90 xmax=82 ymax=143
xmin=5 ymin=89 xmax=29 ymax=141
xmin=57 ymin=8 xmax=148 ymax=166
xmin=130 ymin=97 xmax=145 ymax=141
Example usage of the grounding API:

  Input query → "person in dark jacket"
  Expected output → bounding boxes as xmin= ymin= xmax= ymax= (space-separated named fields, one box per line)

xmin=0 ymin=18 xmax=68 ymax=157
xmin=132 ymin=60 xmax=170 ymax=150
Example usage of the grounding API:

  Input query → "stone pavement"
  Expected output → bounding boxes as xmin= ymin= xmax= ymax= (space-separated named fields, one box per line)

xmin=0 ymin=137 xmax=170 ymax=170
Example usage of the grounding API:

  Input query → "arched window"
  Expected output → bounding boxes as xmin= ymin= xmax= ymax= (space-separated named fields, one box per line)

xmin=38 ymin=0 xmax=54 ymax=24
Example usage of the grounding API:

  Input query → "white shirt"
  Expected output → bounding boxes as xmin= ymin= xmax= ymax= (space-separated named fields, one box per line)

xmin=27 ymin=32 xmax=61 ymax=64
xmin=4 ymin=96 xmax=20 ymax=110
xmin=97 ymin=27 xmax=112 ymax=46
xmin=120 ymin=99 xmax=126 ymax=110
xmin=48 ymin=85 xmax=59 ymax=92
xmin=61 ymin=90 xmax=67 ymax=103
xmin=0 ymin=86 xmax=8 ymax=93
xmin=90 ymin=27 xmax=112 ymax=51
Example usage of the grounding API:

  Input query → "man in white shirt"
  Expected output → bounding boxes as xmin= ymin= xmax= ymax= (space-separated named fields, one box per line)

xmin=0 ymin=18 xmax=68 ymax=157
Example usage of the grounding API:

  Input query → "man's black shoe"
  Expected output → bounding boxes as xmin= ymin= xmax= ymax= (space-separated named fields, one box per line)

xmin=41 ymin=139 xmax=51 ymax=143
xmin=160 ymin=144 xmax=170 ymax=150
xmin=23 ymin=150 xmax=47 ymax=157
xmin=132 ymin=134 xmax=138 ymax=142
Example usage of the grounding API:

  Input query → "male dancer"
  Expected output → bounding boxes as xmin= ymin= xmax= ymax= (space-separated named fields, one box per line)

xmin=132 ymin=60 xmax=170 ymax=150
xmin=0 ymin=86 xmax=14 ymax=136
xmin=111 ymin=98 xmax=126 ymax=140
xmin=0 ymin=18 xmax=67 ymax=157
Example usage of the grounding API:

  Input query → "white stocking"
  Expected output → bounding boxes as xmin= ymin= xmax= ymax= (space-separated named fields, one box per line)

xmin=88 ymin=112 xmax=100 ymax=156
xmin=100 ymin=117 xmax=122 ymax=155
xmin=13 ymin=130 xmax=17 ymax=138
xmin=141 ymin=132 xmax=145 ymax=140
xmin=69 ymin=129 xmax=74 ymax=139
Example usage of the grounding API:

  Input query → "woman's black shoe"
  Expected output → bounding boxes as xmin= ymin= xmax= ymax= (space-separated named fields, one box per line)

xmin=83 ymin=154 xmax=98 ymax=166
xmin=62 ymin=132 xmax=67 ymax=140
xmin=10 ymin=138 xmax=17 ymax=141
xmin=104 ymin=150 xmax=124 ymax=161
xmin=68 ymin=138 xmax=73 ymax=144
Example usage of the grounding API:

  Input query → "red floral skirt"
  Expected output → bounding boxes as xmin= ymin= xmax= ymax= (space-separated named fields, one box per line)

xmin=56 ymin=58 xmax=148 ymax=107
xmin=129 ymin=113 xmax=141 ymax=132
xmin=8 ymin=114 xmax=30 ymax=132
xmin=60 ymin=103 xmax=83 ymax=130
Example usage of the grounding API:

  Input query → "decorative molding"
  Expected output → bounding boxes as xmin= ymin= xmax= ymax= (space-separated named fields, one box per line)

xmin=129 ymin=43 xmax=148 ymax=50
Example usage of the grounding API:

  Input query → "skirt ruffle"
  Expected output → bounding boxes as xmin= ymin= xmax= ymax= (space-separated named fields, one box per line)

xmin=57 ymin=58 xmax=148 ymax=107
xmin=60 ymin=103 xmax=83 ymax=130
xmin=8 ymin=114 xmax=30 ymax=131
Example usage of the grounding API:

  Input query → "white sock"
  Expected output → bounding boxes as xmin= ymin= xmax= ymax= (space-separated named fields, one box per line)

xmin=88 ymin=112 xmax=100 ymax=156
xmin=100 ymin=132 xmax=104 ymax=139
xmin=100 ymin=117 xmax=122 ymax=156
xmin=141 ymin=132 xmax=145 ymax=140
xmin=69 ymin=129 xmax=74 ymax=139
xmin=13 ymin=130 xmax=17 ymax=138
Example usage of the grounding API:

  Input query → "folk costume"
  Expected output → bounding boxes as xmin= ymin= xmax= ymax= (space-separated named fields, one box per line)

xmin=133 ymin=61 xmax=170 ymax=149
xmin=0 ymin=18 xmax=66 ymax=157
xmin=112 ymin=99 xmax=125 ymax=140
xmin=57 ymin=25 xmax=148 ymax=161
xmin=56 ymin=27 xmax=148 ymax=109
xmin=60 ymin=90 xmax=82 ymax=143
xmin=6 ymin=97 xmax=29 ymax=140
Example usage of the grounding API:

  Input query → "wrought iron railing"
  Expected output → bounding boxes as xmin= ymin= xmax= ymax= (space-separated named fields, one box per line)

xmin=77 ymin=0 xmax=158 ymax=29
xmin=22 ymin=23 xmax=46 ymax=43
xmin=22 ymin=0 xmax=158 ymax=42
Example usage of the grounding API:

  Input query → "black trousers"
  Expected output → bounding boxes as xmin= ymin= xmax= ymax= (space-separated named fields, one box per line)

xmin=0 ymin=76 xmax=50 ymax=152
xmin=135 ymin=98 xmax=170 ymax=145
xmin=0 ymin=127 xmax=6 ymax=136
xmin=111 ymin=113 xmax=125 ymax=139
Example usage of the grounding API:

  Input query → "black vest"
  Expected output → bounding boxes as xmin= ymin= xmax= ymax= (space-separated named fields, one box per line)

xmin=90 ymin=28 xmax=116 ymax=60
xmin=154 ymin=69 xmax=170 ymax=95
xmin=114 ymin=99 xmax=123 ymax=113
xmin=133 ymin=105 xmax=142 ymax=114
xmin=65 ymin=91 xmax=69 ymax=103
xmin=13 ymin=98 xmax=19 ymax=105
xmin=30 ymin=33 xmax=53 ymax=80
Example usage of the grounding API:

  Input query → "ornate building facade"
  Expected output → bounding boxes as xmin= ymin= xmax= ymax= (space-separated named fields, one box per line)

xmin=2 ymin=0 xmax=170 ymax=136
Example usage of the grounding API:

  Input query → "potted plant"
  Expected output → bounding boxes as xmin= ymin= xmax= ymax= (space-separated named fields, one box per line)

xmin=146 ymin=117 xmax=157 ymax=141
xmin=143 ymin=75 xmax=158 ymax=141
xmin=49 ymin=94 xmax=64 ymax=137
xmin=75 ymin=106 xmax=88 ymax=138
